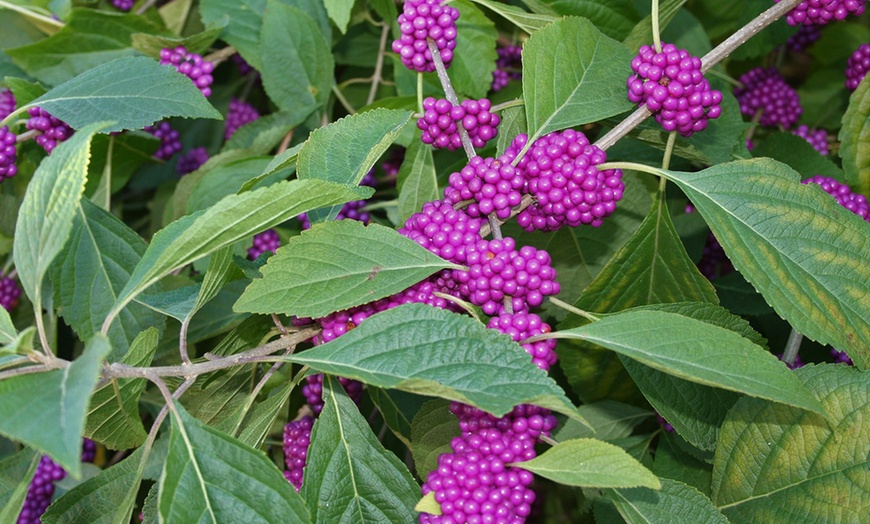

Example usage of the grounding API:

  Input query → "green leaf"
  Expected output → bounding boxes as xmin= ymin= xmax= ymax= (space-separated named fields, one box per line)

xmin=410 ymin=399 xmax=461 ymax=482
xmin=652 ymin=433 xmax=713 ymax=496
xmin=545 ymin=0 xmax=640 ymax=40
xmin=520 ymin=438 xmax=660 ymax=489
xmin=660 ymin=158 xmax=870 ymax=369
xmin=450 ymin=0 xmax=498 ymax=99
xmin=287 ymin=303 xmax=581 ymax=420
xmin=4 ymin=76 xmax=46 ymax=108
xmin=131 ymin=24 xmax=226 ymax=57
xmin=324 ymin=0 xmax=353 ymax=33
xmin=523 ymin=16 xmax=635 ymax=141
xmin=554 ymin=309 xmax=826 ymax=416
xmin=752 ymin=132 xmax=842 ymax=180
xmin=0 ymin=449 xmax=38 ymax=523
xmin=607 ymin=478 xmax=728 ymax=524
xmin=397 ymin=132 xmax=439 ymax=225
xmin=223 ymin=110 xmax=311 ymax=153
xmin=259 ymin=1 xmax=333 ymax=114
xmin=553 ymin=400 xmax=651 ymax=441
xmin=199 ymin=0 xmax=264 ymax=69
xmin=712 ymin=365 xmax=869 ymax=522
xmin=107 ymin=179 xmax=371 ymax=327
xmin=25 ymin=56 xmax=221 ymax=133
xmin=840 ymin=75 xmax=870 ymax=194
xmin=369 ymin=388 xmax=429 ymax=448
xmin=41 ymin=447 xmax=146 ymax=524
xmin=301 ymin=376 xmax=420 ymax=523
xmin=14 ymin=122 xmax=106 ymax=320
xmin=623 ymin=0 xmax=687 ymax=53
xmin=467 ymin=0 xmax=557 ymax=33
xmin=159 ymin=401 xmax=310 ymax=523
xmin=235 ymin=221 xmax=456 ymax=318
xmin=0 ymin=335 xmax=110 ymax=477
xmin=54 ymin=199 xmax=165 ymax=360
xmin=193 ymin=246 xmax=243 ymax=315
xmin=186 ymin=157 xmax=276 ymax=213
xmin=235 ymin=380 xmax=294 ymax=448
xmin=4 ymin=9 xmax=164 ymax=86
xmin=137 ymin=285 xmax=200 ymax=322
xmin=84 ymin=328 xmax=157 ymax=450
xmin=296 ymin=108 xmax=411 ymax=223
xmin=0 ymin=307 xmax=15 ymax=346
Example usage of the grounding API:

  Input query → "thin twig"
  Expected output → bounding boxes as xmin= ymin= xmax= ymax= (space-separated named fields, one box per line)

xmin=367 ymin=24 xmax=391 ymax=106
xmin=426 ymin=39 xmax=476 ymax=160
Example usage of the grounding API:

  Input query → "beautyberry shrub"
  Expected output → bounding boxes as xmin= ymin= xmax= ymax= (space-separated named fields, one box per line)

xmin=392 ymin=0 xmax=459 ymax=73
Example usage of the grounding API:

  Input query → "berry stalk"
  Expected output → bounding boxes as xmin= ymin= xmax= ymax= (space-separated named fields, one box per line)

xmin=426 ymin=39 xmax=476 ymax=160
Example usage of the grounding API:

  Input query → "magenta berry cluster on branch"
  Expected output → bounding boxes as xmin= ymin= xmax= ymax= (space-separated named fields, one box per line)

xmin=0 ymin=126 xmax=18 ymax=182
xmin=775 ymin=0 xmax=866 ymax=26
xmin=791 ymin=125 xmax=828 ymax=155
xmin=144 ymin=121 xmax=182 ymax=160
xmin=176 ymin=146 xmax=209 ymax=175
xmin=786 ymin=24 xmax=821 ymax=52
xmin=248 ymin=229 xmax=280 ymax=260
xmin=492 ymin=45 xmax=522 ymax=92
xmin=627 ymin=43 xmax=722 ymax=137
xmin=0 ymin=88 xmax=15 ymax=120
xmin=392 ymin=0 xmax=459 ymax=73
xmin=487 ymin=313 xmax=557 ymax=371
xmin=845 ymin=43 xmax=870 ymax=91
xmin=443 ymin=155 xmax=522 ymax=219
xmin=0 ymin=275 xmax=21 ymax=311
xmin=26 ymin=107 xmax=73 ymax=154
xmin=733 ymin=67 xmax=803 ymax=127
xmin=283 ymin=415 xmax=314 ymax=491
xmin=418 ymin=97 xmax=500 ymax=150
xmin=159 ymin=46 xmax=215 ymax=97
xmin=225 ymin=98 xmax=260 ymax=140
xmin=301 ymin=374 xmax=364 ymax=415
xmin=802 ymin=175 xmax=870 ymax=221
xmin=111 ymin=0 xmax=134 ymax=11
xmin=17 ymin=439 xmax=96 ymax=524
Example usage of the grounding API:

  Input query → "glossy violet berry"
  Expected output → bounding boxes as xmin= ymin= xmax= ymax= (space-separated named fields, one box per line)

xmin=443 ymin=154 xmax=523 ymax=220
xmin=786 ymin=24 xmax=821 ymax=52
xmin=144 ymin=121 xmax=182 ymax=160
xmin=225 ymin=98 xmax=260 ymax=140
xmin=802 ymin=175 xmax=870 ymax=222
xmin=775 ymin=0 xmax=866 ymax=26
xmin=492 ymin=45 xmax=522 ymax=92
xmin=159 ymin=46 xmax=215 ymax=97
xmin=845 ymin=43 xmax=870 ymax=91
xmin=627 ymin=43 xmax=722 ymax=136
xmin=248 ymin=229 xmax=280 ymax=259
xmin=398 ymin=199 xmax=483 ymax=265
xmin=392 ymin=0 xmax=459 ymax=73
xmin=418 ymin=97 xmax=462 ymax=150
xmin=111 ymin=0 xmax=134 ymax=10
xmin=0 ymin=88 xmax=15 ymax=120
xmin=302 ymin=374 xmax=364 ymax=415
xmin=0 ymin=126 xmax=18 ymax=182
xmin=26 ymin=107 xmax=74 ymax=154
xmin=176 ymin=146 xmax=209 ymax=175
xmin=791 ymin=125 xmax=828 ymax=155
xmin=734 ymin=67 xmax=802 ymax=127
xmin=831 ymin=347 xmax=853 ymax=365
xmin=283 ymin=416 xmax=314 ymax=491
xmin=17 ymin=456 xmax=66 ymax=524
xmin=487 ymin=312 xmax=557 ymax=371
xmin=0 ymin=275 xmax=21 ymax=311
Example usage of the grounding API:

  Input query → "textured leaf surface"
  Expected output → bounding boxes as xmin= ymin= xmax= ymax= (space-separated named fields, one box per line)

xmin=235 ymin=221 xmax=455 ymax=318
xmin=752 ymin=132 xmax=842 ymax=180
xmin=28 ymin=56 xmax=221 ymax=132
xmin=652 ymin=434 xmax=713 ymax=496
xmin=42 ymin=447 xmax=145 ymax=524
xmin=523 ymin=16 xmax=634 ymax=142
xmin=14 ymin=123 xmax=105 ymax=317
xmin=712 ymin=365 xmax=869 ymax=522
xmin=608 ymin=478 xmax=729 ymax=524
xmin=55 ymin=199 xmax=164 ymax=360
xmin=324 ymin=0 xmax=354 ymax=33
xmin=520 ymin=438 xmax=660 ymax=489
xmin=410 ymin=399 xmax=461 ymax=481
xmin=159 ymin=402 xmax=310 ymax=523
xmin=369 ymin=388 xmax=429 ymax=448
xmin=554 ymin=400 xmax=651 ymax=442
xmin=109 ymin=179 xmax=370 ymax=322
xmin=661 ymin=158 xmax=870 ymax=369
xmin=235 ymin=380 xmax=294 ymax=448
xmin=840 ymin=76 xmax=870 ymax=194
xmin=0 ymin=335 xmax=110 ymax=477
xmin=555 ymin=309 xmax=825 ymax=416
xmin=468 ymin=0 xmax=557 ymax=33
xmin=131 ymin=25 xmax=224 ymax=57
xmin=450 ymin=0 xmax=498 ymax=99
xmin=199 ymin=0 xmax=266 ymax=69
xmin=301 ymin=377 xmax=420 ymax=523
xmin=0 ymin=307 xmax=15 ymax=345
xmin=288 ymin=304 xmax=580 ymax=419
xmin=84 ymin=328 xmax=157 ymax=450
xmin=0 ymin=449 xmax=38 ymax=522
xmin=397 ymin=133 xmax=439 ymax=225
xmin=259 ymin=1 xmax=333 ymax=114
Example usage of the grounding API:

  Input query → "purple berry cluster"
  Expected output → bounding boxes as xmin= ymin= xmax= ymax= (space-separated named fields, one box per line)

xmin=734 ymin=67 xmax=802 ymax=127
xmin=392 ymin=0 xmax=459 ymax=73
xmin=443 ymin=155 xmax=522 ymax=219
xmin=697 ymin=232 xmax=734 ymax=280
xmin=17 ymin=456 xmax=66 ymax=524
xmin=176 ymin=146 xmax=209 ymax=175
xmin=144 ymin=121 xmax=182 ymax=160
xmin=111 ymin=0 xmax=134 ymax=10
xmin=655 ymin=412 xmax=675 ymax=432
xmin=776 ymin=0 xmax=866 ymax=26
xmin=626 ymin=43 xmax=723 ymax=137
xmin=159 ymin=46 xmax=214 ymax=97
xmin=225 ymin=98 xmax=260 ymax=140
xmin=82 ymin=438 xmax=97 ymax=463
xmin=1 ymin=275 xmax=21 ymax=311
xmin=831 ymin=348 xmax=853 ymax=365
xmin=492 ymin=45 xmax=522 ymax=92
xmin=248 ymin=229 xmax=280 ymax=259
xmin=786 ymin=24 xmax=821 ymax=52
xmin=513 ymin=131 xmax=624 ymax=231
xmin=302 ymin=374 xmax=364 ymax=415
xmin=232 ymin=53 xmax=254 ymax=75
xmin=26 ymin=107 xmax=73 ymax=154
xmin=0 ymin=126 xmax=18 ymax=182
xmin=791 ymin=125 xmax=828 ymax=155
xmin=418 ymin=403 xmax=557 ymax=523
xmin=283 ymin=415 xmax=314 ymax=491
xmin=418 ymin=98 xmax=500 ymax=150
xmin=0 ymin=88 xmax=15 ymax=120
xmin=778 ymin=353 xmax=804 ymax=370
xmin=487 ymin=313 xmax=557 ymax=371
xmin=400 ymin=200 xmax=484 ymax=264
xmin=802 ymin=175 xmax=870 ymax=221
xmin=845 ymin=43 xmax=870 ymax=91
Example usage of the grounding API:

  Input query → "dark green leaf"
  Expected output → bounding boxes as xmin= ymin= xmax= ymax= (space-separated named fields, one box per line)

xmin=840 ymin=75 xmax=870 ymax=194
xmin=652 ymin=433 xmax=713 ymax=496
xmin=607 ymin=478 xmax=728 ymax=523
xmin=450 ymin=0 xmax=498 ymax=100
xmin=4 ymin=76 xmax=45 ymax=108
xmin=0 ymin=449 xmax=38 ymax=522
xmin=369 ymin=388 xmax=430 ymax=448
xmin=623 ymin=0 xmax=687 ymax=53
xmin=223 ymin=110 xmax=311 ymax=153
xmin=546 ymin=0 xmax=640 ymax=40
xmin=752 ymin=132 xmax=842 ymax=180
xmin=397 ymin=133 xmax=439 ymax=225
xmin=131 ymin=25 xmax=225 ymax=57
xmin=553 ymin=400 xmax=651 ymax=441
xmin=410 ymin=399 xmax=462 ymax=481
xmin=468 ymin=0 xmax=557 ymax=33
xmin=235 ymin=380 xmax=295 ymax=448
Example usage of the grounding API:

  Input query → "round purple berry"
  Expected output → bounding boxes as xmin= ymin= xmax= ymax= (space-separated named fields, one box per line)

xmin=733 ymin=67 xmax=802 ymax=127
xmin=802 ymin=175 xmax=870 ymax=222
xmin=845 ymin=43 xmax=870 ymax=91
xmin=248 ymin=229 xmax=280 ymax=259
xmin=791 ymin=125 xmax=828 ymax=155
xmin=831 ymin=347 xmax=853 ymax=365
xmin=111 ymin=0 xmax=134 ymax=10
xmin=283 ymin=416 xmax=314 ymax=491
xmin=225 ymin=98 xmax=260 ymax=140
xmin=17 ymin=456 xmax=66 ymax=524
xmin=26 ymin=107 xmax=74 ymax=154
xmin=0 ymin=126 xmax=18 ymax=182
xmin=775 ymin=0 xmax=866 ymax=26
xmin=82 ymin=438 xmax=97 ymax=463
xmin=492 ymin=45 xmax=522 ymax=92
xmin=232 ymin=53 xmax=255 ymax=75
xmin=443 ymin=154 xmax=523 ymax=220
xmin=419 ymin=97 xmax=462 ymax=150
xmin=0 ymin=275 xmax=21 ymax=311
xmin=399 ymin=200 xmax=484 ymax=265
xmin=0 ymin=88 xmax=15 ymax=120
xmin=159 ymin=46 xmax=215 ymax=97
xmin=487 ymin=312 xmax=557 ymax=371
xmin=786 ymin=24 xmax=821 ymax=52
xmin=302 ymin=373 xmax=364 ymax=415
xmin=144 ymin=121 xmax=182 ymax=160
xmin=391 ymin=0 xmax=460 ymax=73
xmin=626 ymin=43 xmax=722 ymax=137
xmin=176 ymin=146 xmax=209 ymax=175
